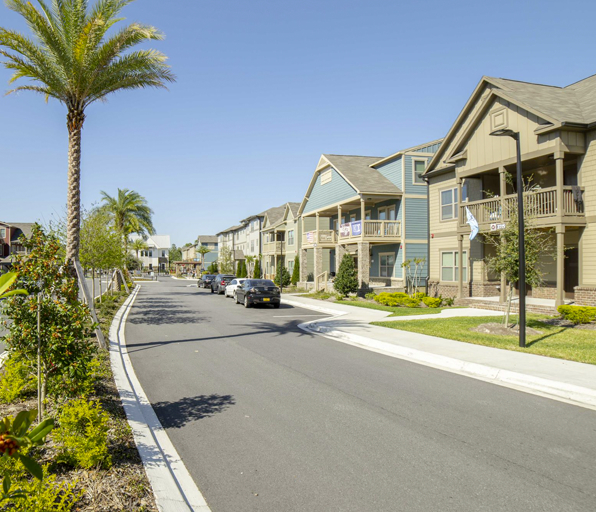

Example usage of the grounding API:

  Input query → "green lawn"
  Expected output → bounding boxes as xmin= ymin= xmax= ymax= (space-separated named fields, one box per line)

xmin=335 ymin=299 xmax=447 ymax=317
xmin=372 ymin=315 xmax=596 ymax=365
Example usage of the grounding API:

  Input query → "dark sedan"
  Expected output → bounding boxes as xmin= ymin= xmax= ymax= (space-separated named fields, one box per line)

xmin=211 ymin=274 xmax=236 ymax=294
xmin=198 ymin=274 xmax=215 ymax=288
xmin=235 ymin=279 xmax=281 ymax=308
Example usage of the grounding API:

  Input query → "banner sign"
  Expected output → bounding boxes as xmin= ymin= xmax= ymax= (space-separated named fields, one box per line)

xmin=306 ymin=231 xmax=314 ymax=243
xmin=339 ymin=223 xmax=351 ymax=237
xmin=490 ymin=223 xmax=506 ymax=231
xmin=351 ymin=221 xmax=362 ymax=236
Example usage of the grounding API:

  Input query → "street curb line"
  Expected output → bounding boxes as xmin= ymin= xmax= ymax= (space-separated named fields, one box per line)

xmin=109 ymin=286 xmax=212 ymax=512
xmin=285 ymin=297 xmax=596 ymax=411
xmin=299 ymin=321 xmax=596 ymax=411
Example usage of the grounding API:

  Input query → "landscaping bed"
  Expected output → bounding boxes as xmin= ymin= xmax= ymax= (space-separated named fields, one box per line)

xmin=372 ymin=314 xmax=596 ymax=365
xmin=0 ymin=290 xmax=157 ymax=511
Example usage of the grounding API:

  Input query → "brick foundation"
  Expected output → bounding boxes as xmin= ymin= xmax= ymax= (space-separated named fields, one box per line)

xmin=575 ymin=286 xmax=596 ymax=307
xmin=470 ymin=282 xmax=500 ymax=297
xmin=531 ymin=285 xmax=556 ymax=300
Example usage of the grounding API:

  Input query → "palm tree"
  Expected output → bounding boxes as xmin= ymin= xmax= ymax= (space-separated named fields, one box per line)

xmin=197 ymin=245 xmax=211 ymax=271
xmin=100 ymin=188 xmax=155 ymax=251
xmin=130 ymin=237 xmax=148 ymax=260
xmin=0 ymin=0 xmax=174 ymax=270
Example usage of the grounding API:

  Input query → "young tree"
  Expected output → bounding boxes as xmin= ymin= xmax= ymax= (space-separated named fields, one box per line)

xmin=274 ymin=265 xmax=291 ymax=287
xmin=334 ymin=253 xmax=359 ymax=297
xmin=0 ymin=1 xmax=174 ymax=269
xmin=218 ymin=246 xmax=234 ymax=274
xmin=291 ymin=255 xmax=300 ymax=285
xmin=169 ymin=245 xmax=182 ymax=265
xmin=484 ymin=180 xmax=555 ymax=326
xmin=1 ymin=225 xmax=96 ymax=417
xmin=207 ymin=261 xmax=218 ymax=274
xmin=197 ymin=246 xmax=211 ymax=271
xmin=245 ymin=255 xmax=255 ymax=278
xmin=131 ymin=238 xmax=148 ymax=261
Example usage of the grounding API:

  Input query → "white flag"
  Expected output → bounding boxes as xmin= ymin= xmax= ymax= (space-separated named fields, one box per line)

xmin=466 ymin=207 xmax=479 ymax=240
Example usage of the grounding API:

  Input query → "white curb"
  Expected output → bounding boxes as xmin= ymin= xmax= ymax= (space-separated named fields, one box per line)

xmin=109 ymin=286 xmax=212 ymax=512
xmin=284 ymin=296 xmax=596 ymax=411
xmin=300 ymin=321 xmax=596 ymax=411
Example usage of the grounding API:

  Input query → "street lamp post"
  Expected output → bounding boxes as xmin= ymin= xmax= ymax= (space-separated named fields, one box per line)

xmin=489 ymin=129 xmax=526 ymax=347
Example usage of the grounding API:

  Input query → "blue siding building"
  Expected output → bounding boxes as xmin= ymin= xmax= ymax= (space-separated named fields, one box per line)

xmin=298 ymin=140 xmax=442 ymax=291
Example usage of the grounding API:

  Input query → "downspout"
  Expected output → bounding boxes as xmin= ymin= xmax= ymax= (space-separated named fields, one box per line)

xmin=424 ymin=175 xmax=431 ymax=295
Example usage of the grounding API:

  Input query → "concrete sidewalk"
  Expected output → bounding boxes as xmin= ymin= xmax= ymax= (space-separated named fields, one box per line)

xmin=282 ymin=294 xmax=596 ymax=410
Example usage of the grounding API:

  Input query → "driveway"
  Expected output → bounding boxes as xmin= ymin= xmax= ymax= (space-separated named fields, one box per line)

xmin=124 ymin=279 xmax=596 ymax=512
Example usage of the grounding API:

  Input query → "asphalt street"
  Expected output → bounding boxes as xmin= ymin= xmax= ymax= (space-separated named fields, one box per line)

xmin=125 ymin=279 xmax=596 ymax=512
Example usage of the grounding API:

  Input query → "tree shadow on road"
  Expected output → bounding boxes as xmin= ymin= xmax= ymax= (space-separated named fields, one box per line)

xmin=152 ymin=394 xmax=236 ymax=429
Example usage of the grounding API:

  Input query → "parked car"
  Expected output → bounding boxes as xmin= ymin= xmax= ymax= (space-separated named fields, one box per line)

xmin=235 ymin=279 xmax=281 ymax=308
xmin=225 ymin=278 xmax=247 ymax=298
xmin=198 ymin=274 xmax=215 ymax=288
xmin=211 ymin=274 xmax=236 ymax=294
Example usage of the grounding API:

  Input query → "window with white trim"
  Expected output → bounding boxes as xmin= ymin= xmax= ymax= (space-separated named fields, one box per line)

xmin=287 ymin=230 xmax=295 ymax=246
xmin=0 ymin=228 xmax=5 ymax=238
xmin=441 ymin=251 xmax=467 ymax=282
xmin=440 ymin=187 xmax=458 ymax=220
xmin=413 ymin=159 xmax=426 ymax=184
xmin=379 ymin=253 xmax=395 ymax=278
xmin=288 ymin=260 xmax=294 ymax=273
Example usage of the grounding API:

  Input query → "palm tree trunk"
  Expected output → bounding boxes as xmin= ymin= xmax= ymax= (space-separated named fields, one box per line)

xmin=65 ymin=108 xmax=85 ymax=271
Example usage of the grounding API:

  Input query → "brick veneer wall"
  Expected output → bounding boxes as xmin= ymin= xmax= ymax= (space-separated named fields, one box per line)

xmin=428 ymin=281 xmax=501 ymax=299
xmin=532 ymin=285 xmax=556 ymax=299
xmin=575 ymin=286 xmax=596 ymax=306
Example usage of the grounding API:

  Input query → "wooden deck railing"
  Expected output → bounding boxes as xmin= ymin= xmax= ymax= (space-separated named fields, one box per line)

xmin=459 ymin=186 xmax=585 ymax=227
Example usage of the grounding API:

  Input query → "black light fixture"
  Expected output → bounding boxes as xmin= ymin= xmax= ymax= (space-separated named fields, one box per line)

xmin=489 ymin=128 xmax=526 ymax=347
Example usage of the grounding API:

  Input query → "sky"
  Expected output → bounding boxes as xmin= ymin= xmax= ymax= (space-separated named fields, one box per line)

xmin=1 ymin=0 xmax=596 ymax=246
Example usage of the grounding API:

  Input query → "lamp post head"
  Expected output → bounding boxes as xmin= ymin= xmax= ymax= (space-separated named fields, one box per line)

xmin=489 ymin=128 xmax=519 ymax=140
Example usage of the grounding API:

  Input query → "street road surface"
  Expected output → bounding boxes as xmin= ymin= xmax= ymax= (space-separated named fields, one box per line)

xmin=125 ymin=279 xmax=596 ymax=512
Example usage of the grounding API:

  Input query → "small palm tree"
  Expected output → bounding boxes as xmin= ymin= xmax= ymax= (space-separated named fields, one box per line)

xmin=100 ymin=188 xmax=155 ymax=252
xmin=0 ymin=0 xmax=174 ymax=269
xmin=130 ymin=237 xmax=148 ymax=260
xmin=197 ymin=245 xmax=211 ymax=271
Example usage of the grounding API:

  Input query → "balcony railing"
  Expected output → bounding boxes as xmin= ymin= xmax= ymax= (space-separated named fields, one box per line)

xmin=303 ymin=220 xmax=401 ymax=246
xmin=263 ymin=241 xmax=283 ymax=254
xmin=459 ymin=186 xmax=585 ymax=228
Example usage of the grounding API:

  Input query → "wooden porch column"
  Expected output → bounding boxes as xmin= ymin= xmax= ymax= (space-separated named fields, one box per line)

xmin=457 ymin=234 xmax=464 ymax=299
xmin=556 ymin=226 xmax=565 ymax=308
xmin=555 ymin=151 xmax=565 ymax=220
xmin=360 ymin=198 xmax=365 ymax=223
xmin=499 ymin=167 xmax=507 ymax=303
xmin=337 ymin=205 xmax=342 ymax=242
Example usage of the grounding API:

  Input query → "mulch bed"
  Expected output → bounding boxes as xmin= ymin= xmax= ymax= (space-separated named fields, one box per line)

xmin=540 ymin=318 xmax=596 ymax=330
xmin=0 ymin=294 xmax=157 ymax=511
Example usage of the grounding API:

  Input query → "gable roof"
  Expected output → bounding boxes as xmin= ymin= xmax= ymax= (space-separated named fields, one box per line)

xmin=370 ymin=138 xmax=444 ymax=168
xmin=426 ymin=73 xmax=596 ymax=176
xmin=197 ymin=235 xmax=218 ymax=244
xmin=1 ymin=223 xmax=35 ymax=242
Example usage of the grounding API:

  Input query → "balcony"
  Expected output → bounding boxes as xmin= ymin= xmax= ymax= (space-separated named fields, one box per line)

xmin=459 ymin=186 xmax=585 ymax=230
xmin=303 ymin=220 xmax=401 ymax=247
xmin=262 ymin=241 xmax=283 ymax=254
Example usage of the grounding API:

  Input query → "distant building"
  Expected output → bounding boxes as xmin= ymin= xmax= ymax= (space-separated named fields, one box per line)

xmin=0 ymin=222 xmax=34 ymax=273
xmin=129 ymin=234 xmax=171 ymax=271
xmin=196 ymin=236 xmax=218 ymax=269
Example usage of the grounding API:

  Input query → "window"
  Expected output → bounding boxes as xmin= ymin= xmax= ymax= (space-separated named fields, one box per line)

xmin=149 ymin=251 xmax=153 ymax=258
xmin=441 ymin=251 xmax=467 ymax=282
xmin=0 ymin=228 xmax=5 ymax=238
xmin=321 ymin=169 xmax=332 ymax=185
xmin=288 ymin=230 xmax=295 ymax=245
xmin=365 ymin=210 xmax=371 ymax=220
xmin=162 ymin=250 xmax=166 ymax=257
xmin=413 ymin=159 xmax=426 ymax=184
xmin=379 ymin=253 xmax=395 ymax=278
xmin=350 ymin=214 xmax=357 ymax=222
xmin=251 ymin=240 xmax=255 ymax=252
xmin=378 ymin=206 xmax=396 ymax=221
xmin=441 ymin=187 xmax=458 ymax=220
xmin=288 ymin=260 xmax=294 ymax=273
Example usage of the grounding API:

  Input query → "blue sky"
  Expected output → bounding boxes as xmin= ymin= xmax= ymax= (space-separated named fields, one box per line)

xmin=1 ymin=0 xmax=595 ymax=246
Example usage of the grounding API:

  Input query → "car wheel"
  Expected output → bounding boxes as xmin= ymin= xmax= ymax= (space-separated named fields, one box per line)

xmin=244 ymin=296 xmax=251 ymax=308
xmin=211 ymin=287 xmax=214 ymax=294
xmin=235 ymin=292 xmax=240 ymax=304
xmin=273 ymin=303 xmax=280 ymax=309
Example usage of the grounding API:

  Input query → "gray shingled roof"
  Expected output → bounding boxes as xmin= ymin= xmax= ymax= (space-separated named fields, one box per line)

xmin=487 ymin=75 xmax=596 ymax=125
xmin=287 ymin=202 xmax=301 ymax=218
xmin=322 ymin=155 xmax=402 ymax=194
xmin=216 ymin=225 xmax=241 ymax=235
xmin=197 ymin=235 xmax=218 ymax=243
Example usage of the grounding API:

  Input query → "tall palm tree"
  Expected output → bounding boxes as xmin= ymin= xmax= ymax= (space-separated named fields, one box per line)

xmin=130 ymin=237 xmax=148 ymax=260
xmin=0 ymin=0 xmax=174 ymax=269
xmin=100 ymin=188 xmax=155 ymax=251
xmin=197 ymin=245 xmax=211 ymax=271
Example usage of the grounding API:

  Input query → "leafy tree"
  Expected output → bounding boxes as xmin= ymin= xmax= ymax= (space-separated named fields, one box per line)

xmin=218 ymin=246 xmax=234 ymax=274
xmin=100 ymin=189 xmax=155 ymax=252
xmin=253 ymin=259 xmax=261 ymax=279
xmin=237 ymin=261 xmax=248 ymax=278
xmin=484 ymin=177 xmax=555 ymax=326
xmin=1 ymin=225 xmax=96 ymax=417
xmin=291 ymin=255 xmax=300 ymax=285
xmin=197 ymin=245 xmax=211 ymax=270
xmin=169 ymin=244 xmax=182 ymax=265
xmin=334 ymin=253 xmax=359 ymax=296
xmin=207 ymin=261 xmax=218 ymax=274
xmin=244 ymin=255 xmax=255 ymax=278
xmin=274 ymin=265 xmax=291 ymax=287
xmin=0 ymin=0 xmax=174 ymax=268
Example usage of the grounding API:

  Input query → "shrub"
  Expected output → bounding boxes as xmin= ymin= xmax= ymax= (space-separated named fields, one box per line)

xmin=54 ymin=399 xmax=111 ymax=470
xmin=374 ymin=292 xmax=421 ymax=308
xmin=253 ymin=259 xmax=261 ymax=279
xmin=365 ymin=292 xmax=376 ymax=300
xmin=0 ymin=355 xmax=35 ymax=403
xmin=558 ymin=305 xmax=596 ymax=325
xmin=291 ymin=256 xmax=300 ymax=285
xmin=14 ymin=470 xmax=81 ymax=511
xmin=422 ymin=296 xmax=442 ymax=308
xmin=207 ymin=262 xmax=218 ymax=274
xmin=274 ymin=265 xmax=291 ymax=287
xmin=412 ymin=292 xmax=427 ymax=299
xmin=334 ymin=254 xmax=359 ymax=297
xmin=441 ymin=296 xmax=455 ymax=307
